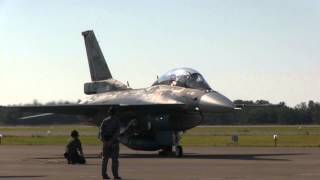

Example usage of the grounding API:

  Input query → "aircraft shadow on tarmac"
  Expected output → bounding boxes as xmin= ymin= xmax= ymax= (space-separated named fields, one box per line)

xmin=120 ymin=153 xmax=307 ymax=161
xmin=32 ymin=153 xmax=306 ymax=162
xmin=0 ymin=175 xmax=47 ymax=179
xmin=32 ymin=154 xmax=100 ymax=160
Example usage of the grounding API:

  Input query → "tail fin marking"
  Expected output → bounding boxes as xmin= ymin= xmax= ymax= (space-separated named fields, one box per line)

xmin=82 ymin=30 xmax=112 ymax=81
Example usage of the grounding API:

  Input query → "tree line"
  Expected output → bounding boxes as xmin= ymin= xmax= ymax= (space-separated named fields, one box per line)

xmin=0 ymin=100 xmax=320 ymax=125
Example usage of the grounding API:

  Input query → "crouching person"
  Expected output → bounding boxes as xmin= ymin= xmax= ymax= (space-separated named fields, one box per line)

xmin=64 ymin=130 xmax=86 ymax=164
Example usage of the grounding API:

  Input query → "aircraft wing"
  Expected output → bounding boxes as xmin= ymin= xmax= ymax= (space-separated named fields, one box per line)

xmin=0 ymin=103 xmax=187 ymax=115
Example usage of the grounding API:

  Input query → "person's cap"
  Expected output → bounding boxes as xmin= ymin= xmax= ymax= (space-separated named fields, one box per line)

xmin=71 ymin=130 xmax=79 ymax=137
xmin=108 ymin=106 xmax=117 ymax=115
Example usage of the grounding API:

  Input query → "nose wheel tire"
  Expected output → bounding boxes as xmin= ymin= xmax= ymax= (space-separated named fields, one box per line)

xmin=175 ymin=145 xmax=183 ymax=157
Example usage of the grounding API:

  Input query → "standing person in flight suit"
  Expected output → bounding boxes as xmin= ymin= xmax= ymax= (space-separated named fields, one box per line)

xmin=100 ymin=107 xmax=122 ymax=180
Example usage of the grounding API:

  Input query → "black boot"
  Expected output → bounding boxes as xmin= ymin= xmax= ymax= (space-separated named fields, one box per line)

xmin=103 ymin=175 xmax=111 ymax=180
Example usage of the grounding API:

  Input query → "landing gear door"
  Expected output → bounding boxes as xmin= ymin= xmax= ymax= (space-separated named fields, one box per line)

xmin=155 ymin=131 xmax=174 ymax=146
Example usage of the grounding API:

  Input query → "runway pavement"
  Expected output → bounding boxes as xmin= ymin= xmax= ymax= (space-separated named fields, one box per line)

xmin=0 ymin=145 xmax=319 ymax=180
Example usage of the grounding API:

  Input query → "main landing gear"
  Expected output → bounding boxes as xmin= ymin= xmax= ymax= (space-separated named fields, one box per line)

xmin=158 ymin=131 xmax=184 ymax=157
xmin=173 ymin=131 xmax=183 ymax=157
xmin=158 ymin=146 xmax=183 ymax=157
xmin=158 ymin=146 xmax=173 ymax=156
xmin=175 ymin=145 xmax=183 ymax=157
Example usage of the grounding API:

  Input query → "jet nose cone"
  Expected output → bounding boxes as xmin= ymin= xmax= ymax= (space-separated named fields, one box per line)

xmin=199 ymin=92 xmax=235 ymax=113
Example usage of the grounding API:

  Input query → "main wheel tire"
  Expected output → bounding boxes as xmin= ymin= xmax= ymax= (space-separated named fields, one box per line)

xmin=158 ymin=151 xmax=169 ymax=156
xmin=158 ymin=146 xmax=173 ymax=156
xmin=175 ymin=145 xmax=183 ymax=157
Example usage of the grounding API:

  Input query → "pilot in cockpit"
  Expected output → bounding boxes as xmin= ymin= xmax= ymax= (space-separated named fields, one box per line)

xmin=154 ymin=68 xmax=212 ymax=91
xmin=170 ymin=74 xmax=177 ymax=86
xmin=170 ymin=80 xmax=177 ymax=86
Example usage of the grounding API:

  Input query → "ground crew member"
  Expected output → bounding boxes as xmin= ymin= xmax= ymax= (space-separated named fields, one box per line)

xmin=100 ymin=107 xmax=122 ymax=180
xmin=0 ymin=134 xmax=3 ymax=145
xmin=273 ymin=134 xmax=278 ymax=147
xmin=64 ymin=130 xmax=86 ymax=164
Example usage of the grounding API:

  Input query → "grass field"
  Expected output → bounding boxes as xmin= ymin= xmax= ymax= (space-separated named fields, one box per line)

xmin=0 ymin=125 xmax=320 ymax=147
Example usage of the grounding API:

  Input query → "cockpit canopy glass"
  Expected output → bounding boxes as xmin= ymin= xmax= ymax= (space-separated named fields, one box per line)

xmin=152 ymin=68 xmax=212 ymax=90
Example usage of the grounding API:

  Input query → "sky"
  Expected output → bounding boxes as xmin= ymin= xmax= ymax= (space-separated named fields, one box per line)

xmin=0 ymin=0 xmax=319 ymax=107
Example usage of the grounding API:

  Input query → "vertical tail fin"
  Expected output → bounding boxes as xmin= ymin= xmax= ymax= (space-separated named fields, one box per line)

xmin=82 ymin=30 xmax=112 ymax=81
xmin=82 ymin=30 xmax=129 ymax=94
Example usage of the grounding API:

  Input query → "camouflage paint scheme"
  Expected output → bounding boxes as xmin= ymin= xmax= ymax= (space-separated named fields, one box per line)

xmin=1 ymin=31 xmax=236 ymax=155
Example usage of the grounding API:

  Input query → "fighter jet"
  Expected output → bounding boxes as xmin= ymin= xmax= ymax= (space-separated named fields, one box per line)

xmin=1 ymin=31 xmax=246 ymax=157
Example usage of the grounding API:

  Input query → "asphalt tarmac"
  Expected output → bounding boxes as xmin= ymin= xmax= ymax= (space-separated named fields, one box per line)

xmin=0 ymin=145 xmax=319 ymax=180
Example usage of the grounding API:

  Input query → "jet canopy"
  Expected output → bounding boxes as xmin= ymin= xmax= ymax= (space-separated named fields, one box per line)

xmin=153 ymin=68 xmax=212 ymax=90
